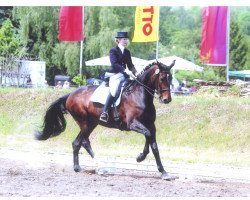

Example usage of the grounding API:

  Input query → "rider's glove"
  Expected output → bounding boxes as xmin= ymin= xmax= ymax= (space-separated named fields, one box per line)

xmin=124 ymin=68 xmax=136 ymax=79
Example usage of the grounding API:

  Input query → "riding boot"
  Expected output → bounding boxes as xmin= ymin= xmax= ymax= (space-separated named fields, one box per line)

xmin=99 ymin=93 xmax=115 ymax=123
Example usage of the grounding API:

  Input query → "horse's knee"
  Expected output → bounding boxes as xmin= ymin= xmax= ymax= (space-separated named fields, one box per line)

xmin=150 ymin=141 xmax=159 ymax=154
xmin=129 ymin=121 xmax=151 ymax=137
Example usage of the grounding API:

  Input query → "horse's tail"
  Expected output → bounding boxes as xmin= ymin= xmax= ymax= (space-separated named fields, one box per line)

xmin=35 ymin=93 xmax=70 ymax=140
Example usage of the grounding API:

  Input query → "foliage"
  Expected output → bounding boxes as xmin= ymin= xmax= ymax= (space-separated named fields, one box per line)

xmin=174 ymin=70 xmax=202 ymax=85
xmin=72 ymin=74 xmax=86 ymax=86
xmin=64 ymin=43 xmax=81 ymax=75
xmin=202 ymin=67 xmax=225 ymax=81
xmin=226 ymin=84 xmax=241 ymax=96
xmin=12 ymin=7 xmax=62 ymax=83
xmin=230 ymin=18 xmax=248 ymax=71
xmin=0 ymin=7 xmax=13 ymax=26
xmin=0 ymin=19 xmax=19 ymax=56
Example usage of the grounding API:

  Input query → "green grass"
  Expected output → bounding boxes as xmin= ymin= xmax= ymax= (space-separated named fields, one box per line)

xmin=0 ymin=87 xmax=249 ymax=167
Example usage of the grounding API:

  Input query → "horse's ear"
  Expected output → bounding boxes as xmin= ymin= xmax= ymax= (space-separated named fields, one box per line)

xmin=168 ymin=59 xmax=176 ymax=69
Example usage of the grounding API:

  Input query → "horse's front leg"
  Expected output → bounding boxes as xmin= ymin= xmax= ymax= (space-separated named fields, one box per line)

xmin=149 ymin=139 xmax=172 ymax=180
xmin=136 ymin=139 xmax=149 ymax=162
xmin=130 ymin=120 xmax=173 ymax=180
xmin=129 ymin=119 xmax=150 ymax=162
xmin=72 ymin=132 xmax=83 ymax=172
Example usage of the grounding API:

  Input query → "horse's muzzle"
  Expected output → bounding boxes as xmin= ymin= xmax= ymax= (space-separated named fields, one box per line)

xmin=160 ymin=97 xmax=172 ymax=104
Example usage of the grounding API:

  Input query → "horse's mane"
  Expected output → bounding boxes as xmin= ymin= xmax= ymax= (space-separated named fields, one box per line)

xmin=142 ymin=62 xmax=159 ymax=73
xmin=137 ymin=62 xmax=160 ymax=81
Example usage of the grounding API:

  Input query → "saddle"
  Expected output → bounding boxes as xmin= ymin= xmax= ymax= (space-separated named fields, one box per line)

xmin=90 ymin=77 xmax=134 ymax=124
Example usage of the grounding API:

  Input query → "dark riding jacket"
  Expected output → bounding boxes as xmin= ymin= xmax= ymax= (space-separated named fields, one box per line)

xmin=109 ymin=46 xmax=137 ymax=75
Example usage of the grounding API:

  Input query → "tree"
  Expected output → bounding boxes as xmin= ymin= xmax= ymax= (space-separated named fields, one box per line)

xmin=230 ymin=18 xmax=248 ymax=70
xmin=13 ymin=7 xmax=74 ymax=83
xmin=0 ymin=19 xmax=19 ymax=56
xmin=0 ymin=18 xmax=22 ymax=86
xmin=0 ymin=7 xmax=13 ymax=26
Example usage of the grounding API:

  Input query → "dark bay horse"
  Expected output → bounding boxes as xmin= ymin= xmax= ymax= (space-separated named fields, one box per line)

xmin=35 ymin=60 xmax=175 ymax=180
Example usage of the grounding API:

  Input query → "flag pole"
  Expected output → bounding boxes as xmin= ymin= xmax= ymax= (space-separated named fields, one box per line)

xmin=156 ymin=6 xmax=160 ymax=60
xmin=79 ymin=7 xmax=84 ymax=77
xmin=80 ymin=40 xmax=83 ymax=77
xmin=226 ymin=7 xmax=230 ymax=82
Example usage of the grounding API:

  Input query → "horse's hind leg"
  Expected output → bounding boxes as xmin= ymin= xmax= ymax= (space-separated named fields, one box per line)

xmin=72 ymin=132 xmax=94 ymax=172
xmin=72 ymin=121 xmax=97 ymax=172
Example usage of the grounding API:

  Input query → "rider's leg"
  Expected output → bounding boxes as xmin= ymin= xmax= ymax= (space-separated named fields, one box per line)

xmin=99 ymin=73 xmax=125 ymax=123
xmin=99 ymin=92 xmax=115 ymax=122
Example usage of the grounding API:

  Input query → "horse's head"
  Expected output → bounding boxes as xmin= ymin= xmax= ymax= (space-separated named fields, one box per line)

xmin=154 ymin=60 xmax=175 ymax=104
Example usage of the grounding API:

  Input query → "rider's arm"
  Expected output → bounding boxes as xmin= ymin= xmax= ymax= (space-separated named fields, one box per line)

xmin=124 ymin=49 xmax=138 ymax=75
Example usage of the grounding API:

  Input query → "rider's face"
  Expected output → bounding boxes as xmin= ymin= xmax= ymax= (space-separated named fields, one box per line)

xmin=118 ymin=38 xmax=128 ymax=47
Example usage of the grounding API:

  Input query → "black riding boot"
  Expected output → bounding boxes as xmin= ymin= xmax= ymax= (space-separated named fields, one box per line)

xmin=99 ymin=93 xmax=115 ymax=123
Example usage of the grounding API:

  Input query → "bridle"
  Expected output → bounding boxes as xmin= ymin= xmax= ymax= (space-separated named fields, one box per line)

xmin=128 ymin=64 xmax=172 ymax=98
xmin=154 ymin=70 xmax=171 ymax=97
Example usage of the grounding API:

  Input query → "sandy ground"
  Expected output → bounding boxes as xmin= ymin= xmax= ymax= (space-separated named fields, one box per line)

xmin=0 ymin=148 xmax=249 ymax=197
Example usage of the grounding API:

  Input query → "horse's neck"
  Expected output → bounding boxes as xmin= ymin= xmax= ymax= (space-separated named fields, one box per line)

xmin=140 ymin=66 xmax=157 ymax=90
xmin=133 ymin=66 xmax=157 ymax=103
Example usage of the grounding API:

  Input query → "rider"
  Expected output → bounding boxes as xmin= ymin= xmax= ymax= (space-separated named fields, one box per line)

xmin=99 ymin=31 xmax=138 ymax=123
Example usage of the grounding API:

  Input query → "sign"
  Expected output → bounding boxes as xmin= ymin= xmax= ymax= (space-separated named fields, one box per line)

xmin=200 ymin=6 xmax=228 ymax=64
xmin=132 ymin=6 xmax=159 ymax=42
xmin=0 ymin=61 xmax=46 ymax=87
xmin=59 ymin=6 xmax=83 ymax=41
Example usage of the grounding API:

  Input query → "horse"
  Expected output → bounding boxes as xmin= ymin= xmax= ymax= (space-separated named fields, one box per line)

xmin=35 ymin=60 xmax=176 ymax=180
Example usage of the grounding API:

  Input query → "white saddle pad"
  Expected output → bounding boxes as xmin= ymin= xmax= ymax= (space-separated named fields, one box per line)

xmin=90 ymin=82 xmax=124 ymax=107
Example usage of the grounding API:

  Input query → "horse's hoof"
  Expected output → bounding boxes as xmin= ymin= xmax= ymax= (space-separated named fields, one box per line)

xmin=161 ymin=172 xmax=176 ymax=181
xmin=136 ymin=153 xmax=146 ymax=162
xmin=74 ymin=165 xmax=82 ymax=172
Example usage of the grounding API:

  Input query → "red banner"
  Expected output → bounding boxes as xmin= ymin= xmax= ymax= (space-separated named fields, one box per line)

xmin=200 ymin=6 xmax=228 ymax=65
xmin=59 ymin=6 xmax=83 ymax=41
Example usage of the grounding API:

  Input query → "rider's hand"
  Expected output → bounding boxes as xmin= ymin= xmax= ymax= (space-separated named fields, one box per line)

xmin=124 ymin=68 xmax=136 ymax=79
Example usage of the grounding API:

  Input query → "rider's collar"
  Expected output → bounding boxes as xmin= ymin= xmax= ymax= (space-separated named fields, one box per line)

xmin=118 ymin=44 xmax=125 ymax=54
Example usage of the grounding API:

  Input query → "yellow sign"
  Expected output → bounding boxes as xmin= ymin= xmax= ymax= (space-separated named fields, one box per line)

xmin=132 ymin=6 xmax=159 ymax=42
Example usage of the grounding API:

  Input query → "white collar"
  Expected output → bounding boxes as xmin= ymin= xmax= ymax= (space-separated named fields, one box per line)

xmin=118 ymin=44 xmax=125 ymax=53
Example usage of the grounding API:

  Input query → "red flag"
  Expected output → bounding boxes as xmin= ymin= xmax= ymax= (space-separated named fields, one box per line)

xmin=59 ymin=6 xmax=83 ymax=41
xmin=200 ymin=6 xmax=228 ymax=64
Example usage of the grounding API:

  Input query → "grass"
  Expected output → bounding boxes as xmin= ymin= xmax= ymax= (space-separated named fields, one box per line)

xmin=0 ymin=87 xmax=249 ymax=167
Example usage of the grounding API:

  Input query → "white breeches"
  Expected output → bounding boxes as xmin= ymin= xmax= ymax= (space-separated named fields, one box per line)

xmin=109 ymin=73 xmax=126 ymax=97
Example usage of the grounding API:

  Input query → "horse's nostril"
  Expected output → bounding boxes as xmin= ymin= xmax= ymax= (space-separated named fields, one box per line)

xmin=162 ymin=98 xmax=171 ymax=103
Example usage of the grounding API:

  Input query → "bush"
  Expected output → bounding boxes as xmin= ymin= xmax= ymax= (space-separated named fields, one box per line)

xmin=72 ymin=74 xmax=86 ymax=86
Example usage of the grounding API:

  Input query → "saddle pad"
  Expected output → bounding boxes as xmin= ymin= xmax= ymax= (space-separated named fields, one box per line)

xmin=90 ymin=82 xmax=124 ymax=107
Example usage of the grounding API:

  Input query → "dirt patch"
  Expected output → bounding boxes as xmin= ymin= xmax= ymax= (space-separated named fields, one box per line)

xmin=0 ymin=149 xmax=249 ymax=197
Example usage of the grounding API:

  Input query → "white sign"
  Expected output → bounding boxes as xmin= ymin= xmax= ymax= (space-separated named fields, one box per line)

xmin=1 ymin=60 xmax=46 ymax=87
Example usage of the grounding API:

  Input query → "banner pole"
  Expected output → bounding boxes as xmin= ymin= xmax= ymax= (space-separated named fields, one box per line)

xmin=79 ymin=6 xmax=84 ymax=77
xmin=226 ymin=7 xmax=230 ymax=82
xmin=156 ymin=6 xmax=160 ymax=60
xmin=80 ymin=40 xmax=83 ymax=77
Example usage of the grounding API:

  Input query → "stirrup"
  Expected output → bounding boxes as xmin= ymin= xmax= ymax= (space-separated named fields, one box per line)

xmin=99 ymin=112 xmax=109 ymax=123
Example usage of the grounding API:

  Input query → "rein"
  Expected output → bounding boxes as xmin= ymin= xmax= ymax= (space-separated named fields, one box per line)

xmin=132 ymin=77 xmax=158 ymax=98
